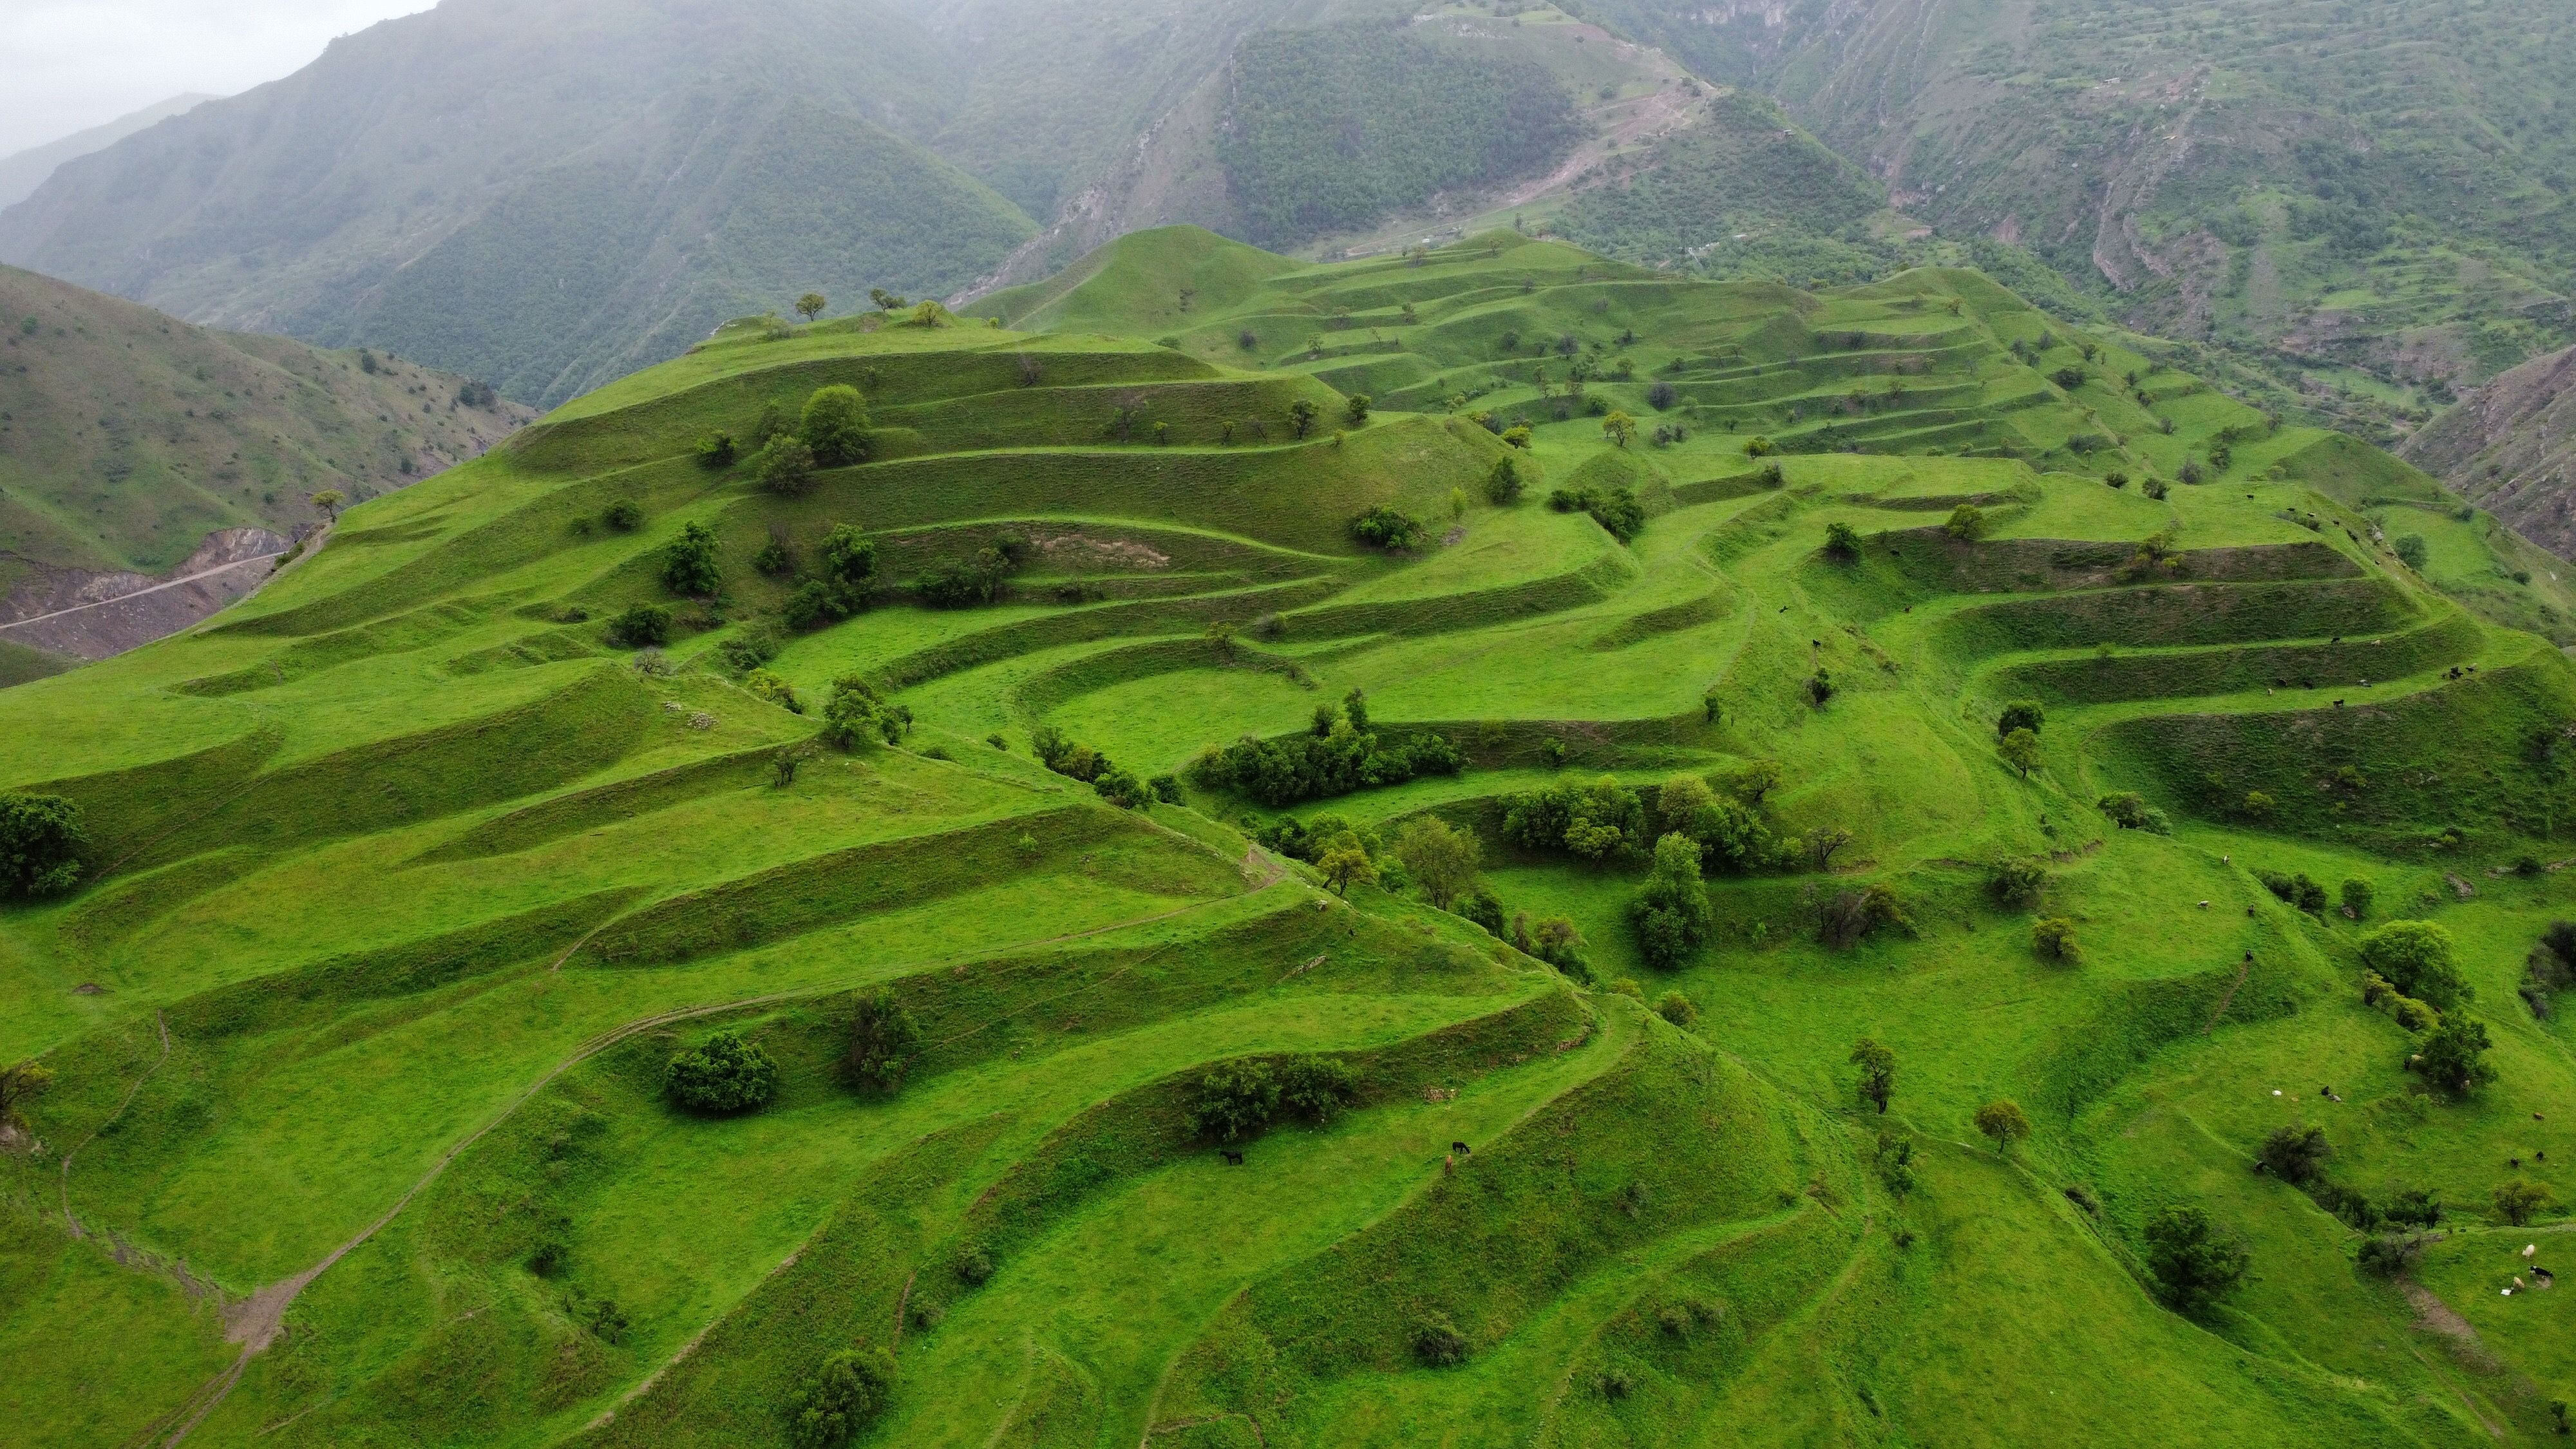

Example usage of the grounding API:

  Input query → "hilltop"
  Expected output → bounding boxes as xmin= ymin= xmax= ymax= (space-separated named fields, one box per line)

xmin=5 ymin=227 xmax=2576 ymax=1446
xmin=0 ymin=265 xmax=530 ymax=667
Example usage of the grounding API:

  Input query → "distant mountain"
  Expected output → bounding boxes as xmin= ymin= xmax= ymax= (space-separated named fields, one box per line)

xmin=2403 ymin=345 xmax=2576 ymax=564
xmin=1567 ymin=0 xmax=2576 ymax=444
xmin=0 ymin=264 xmax=530 ymax=662
xmin=0 ymin=95 xmax=216 ymax=210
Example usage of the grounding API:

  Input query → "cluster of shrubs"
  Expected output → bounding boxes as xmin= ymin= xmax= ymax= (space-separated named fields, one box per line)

xmin=2522 ymin=920 xmax=2576 ymax=1018
xmin=1186 ymin=1054 xmax=1363 ymax=1143
xmin=701 ymin=384 xmax=875 ymax=499
xmin=1349 ymin=506 xmax=1428 ymax=551
xmin=0 ymin=793 xmax=85 ymax=900
xmin=2354 ymin=919 xmax=2494 ymax=1097
xmin=1546 ymin=484 xmax=1645 ymax=542
xmin=1032 ymin=724 xmax=1168 ymax=811
xmin=1190 ymin=692 xmax=1463 ymax=808
xmin=822 ymin=676 xmax=912 ymax=749
xmin=781 ymin=524 xmax=880 ymax=629
xmin=2096 ymin=791 xmax=2172 ymax=834
xmin=1502 ymin=762 xmax=1801 ymax=875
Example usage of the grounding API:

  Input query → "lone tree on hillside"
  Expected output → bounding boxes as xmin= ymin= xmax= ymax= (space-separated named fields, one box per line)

xmin=786 ymin=1347 xmax=896 ymax=1448
xmin=309 ymin=489 xmax=345 ymax=522
xmin=1823 ymin=522 xmax=1861 ymax=561
xmin=1944 ymin=503 xmax=1986 ymax=540
xmin=1629 ymin=832 xmax=1714 ymax=971
xmin=800 ymin=384 xmax=873 ymax=467
xmin=2494 ymin=1179 xmax=2554 ymax=1226
xmin=755 ymin=435 xmax=818 ymax=497
xmin=2145 ymin=1206 xmax=2249 ymax=1316
xmin=661 ymin=521 xmax=722 ymax=597
xmin=2413 ymin=1016 xmax=2496 ymax=1098
xmin=0 ymin=793 xmax=85 ymax=900
xmin=1602 ymin=410 xmax=1637 ymax=449
xmin=1289 ymin=399 xmax=1321 ymax=438
xmin=1998 ymin=701 xmax=2044 ymax=739
xmin=665 ymin=1031 xmax=778 ymax=1115
xmin=2257 ymin=1124 xmax=2330 ymax=1185
xmin=1850 ymin=1037 xmax=1897 ymax=1113
xmin=1345 ymin=393 xmax=1373 ymax=428
xmin=0 ymin=1058 xmax=54 ymax=1138
xmin=2358 ymin=920 xmax=2470 ymax=1011
xmin=796 ymin=292 xmax=828 ymax=322
xmin=1973 ymin=1099 xmax=2031 ymax=1151
xmin=846 ymin=988 xmax=922 ymax=1091
xmin=1317 ymin=838 xmax=1377 ymax=897
xmin=2000 ymin=728 xmax=2043 ymax=781
xmin=1393 ymin=817 xmax=1481 ymax=911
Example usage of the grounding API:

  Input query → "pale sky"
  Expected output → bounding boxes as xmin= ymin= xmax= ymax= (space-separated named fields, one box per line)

xmin=0 ymin=1 xmax=437 ymax=156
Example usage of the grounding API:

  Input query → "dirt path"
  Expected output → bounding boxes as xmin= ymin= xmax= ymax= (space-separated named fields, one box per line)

xmin=154 ymin=857 xmax=1300 ymax=1446
xmin=0 ymin=552 xmax=284 ymax=634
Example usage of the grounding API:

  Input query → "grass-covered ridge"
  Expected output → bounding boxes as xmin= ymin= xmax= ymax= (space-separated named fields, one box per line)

xmin=8 ymin=227 xmax=2576 ymax=1447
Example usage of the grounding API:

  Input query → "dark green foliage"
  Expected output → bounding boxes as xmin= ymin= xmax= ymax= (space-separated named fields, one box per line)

xmin=1629 ymin=832 xmax=1713 ymax=971
xmin=2493 ymin=1179 xmax=2553 ymax=1226
xmin=1218 ymin=26 xmax=1582 ymax=245
xmin=665 ymin=1030 xmax=779 ymax=1115
xmin=2096 ymin=791 xmax=2170 ymax=833
xmin=1413 ymin=1321 xmax=1468 ymax=1368
xmin=1191 ymin=718 xmax=1463 ymax=808
xmin=696 ymin=431 xmax=737 ymax=468
xmin=800 ymin=384 xmax=873 ymax=466
xmin=1189 ymin=1059 xmax=1280 ymax=1144
xmin=915 ymin=546 xmax=1016 ymax=606
xmin=1484 ymin=455 xmax=1528 ymax=506
xmin=1453 ymin=886 xmax=1506 ymax=937
xmin=1823 ymin=521 xmax=1861 ymax=561
xmin=782 ymin=579 xmax=856 ymax=630
xmin=2359 ymin=920 xmax=2470 ymax=1010
xmin=753 ymin=537 xmax=794 ymax=576
xmin=1149 ymin=774 xmax=1182 ymax=804
xmin=1850 ymin=1037 xmax=1896 ymax=1113
xmin=2341 ymin=877 xmax=2374 ymax=920
xmin=1343 ymin=393 xmax=1372 ymax=428
xmin=755 ymin=435 xmax=818 ymax=497
xmin=1998 ymin=700 xmax=2045 ymax=739
xmin=607 ymin=602 xmax=672 ymax=649
xmin=1546 ymin=485 xmax=1645 ymax=542
xmin=2258 ymin=870 xmax=2329 ymax=916
xmin=712 ymin=621 xmax=783 ymax=674
xmin=2412 ymin=1016 xmax=2496 ymax=1098
xmin=1988 ymin=858 xmax=2047 ymax=909
xmin=603 ymin=498 xmax=645 ymax=532
xmin=1502 ymin=777 xmax=1646 ymax=862
xmin=1278 ymin=1055 xmax=1363 ymax=1126
xmin=1094 ymin=767 xmax=1153 ymax=811
xmin=2257 ymin=1124 xmax=2330 ymax=1186
xmin=1349 ymin=506 xmax=1428 ymax=552
xmin=661 ymin=520 xmax=721 ymax=596
xmin=1032 ymin=725 xmax=1111 ymax=784
xmin=1806 ymin=671 xmax=1834 ymax=706
xmin=2145 ymin=1206 xmax=2249 ymax=1316
xmin=0 ymin=793 xmax=84 ymax=900
xmin=2356 ymin=1232 xmax=2428 ymax=1276
xmin=1820 ymin=884 xmax=1908 ymax=948
xmin=2394 ymin=535 xmax=2429 ymax=570
xmin=786 ymin=1347 xmax=896 ymax=1448
xmin=847 ymin=988 xmax=922 ymax=1091
xmin=822 ymin=676 xmax=911 ymax=749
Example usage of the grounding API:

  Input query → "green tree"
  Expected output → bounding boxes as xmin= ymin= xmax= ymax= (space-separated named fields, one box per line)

xmin=308 ymin=488 xmax=346 ymax=522
xmin=661 ymin=520 xmax=721 ymax=596
xmin=2414 ymin=1016 xmax=2496 ymax=1098
xmin=2394 ymin=535 xmax=2429 ymax=570
xmin=1278 ymin=1054 xmax=1363 ymax=1124
xmin=755 ymin=435 xmax=819 ymax=497
xmin=1655 ymin=991 xmax=1700 ymax=1028
xmin=1393 ymin=817 xmax=1481 ymax=911
xmin=2494 ymin=1179 xmax=2554 ymax=1227
xmin=2359 ymin=920 xmax=2470 ymax=1010
xmin=1823 ymin=522 xmax=1861 ymax=560
xmin=607 ymin=603 xmax=672 ymax=649
xmin=800 ymin=385 xmax=873 ymax=467
xmin=1997 ymin=701 xmax=2045 ymax=739
xmin=1289 ymin=399 xmax=1321 ymax=438
xmin=818 ymin=524 xmax=878 ymax=593
xmin=2340 ymin=878 xmax=2374 ymax=919
xmin=1944 ymin=503 xmax=1987 ymax=540
xmin=2145 ymin=1206 xmax=2249 ymax=1315
xmin=1989 ymin=858 xmax=2046 ymax=908
xmin=795 ymin=292 xmax=827 ymax=322
xmin=1850 ymin=1037 xmax=1897 ymax=1113
xmin=2257 ymin=1124 xmax=2330 ymax=1184
xmin=0 ymin=1059 xmax=54 ymax=1136
xmin=1484 ymin=455 xmax=1527 ymax=505
xmin=1630 ymin=832 xmax=1714 ymax=970
xmin=665 ymin=1032 xmax=777 ymax=1114
xmin=0 ymin=794 xmax=85 ymax=900
xmin=846 ymin=988 xmax=921 ymax=1091
xmin=1973 ymin=1099 xmax=2031 ymax=1151
xmin=1318 ymin=840 xmax=1377 ymax=896
xmin=1601 ymin=410 xmax=1636 ymax=449
xmin=2032 ymin=916 xmax=2079 ymax=963
xmin=1189 ymin=1060 xmax=1280 ymax=1142
xmin=1345 ymin=393 xmax=1373 ymax=427
xmin=2000 ymin=728 xmax=2043 ymax=780
xmin=787 ymin=1347 xmax=896 ymax=1448
xmin=822 ymin=675 xmax=909 ymax=749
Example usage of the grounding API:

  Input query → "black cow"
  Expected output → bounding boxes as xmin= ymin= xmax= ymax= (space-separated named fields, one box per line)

xmin=1222 ymin=1150 xmax=1245 ymax=1166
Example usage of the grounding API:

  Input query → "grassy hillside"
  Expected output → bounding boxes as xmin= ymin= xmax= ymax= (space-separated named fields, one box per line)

xmin=10 ymin=229 xmax=2576 ymax=1446
xmin=0 ymin=264 xmax=529 ymax=634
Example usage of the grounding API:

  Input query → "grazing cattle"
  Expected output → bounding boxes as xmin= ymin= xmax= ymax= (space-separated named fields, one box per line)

xmin=1452 ymin=1141 xmax=1471 ymax=1156
xmin=1222 ymin=1150 xmax=1245 ymax=1166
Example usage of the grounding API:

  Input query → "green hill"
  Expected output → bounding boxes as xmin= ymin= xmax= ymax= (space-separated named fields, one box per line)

xmin=9 ymin=229 xmax=2576 ymax=1447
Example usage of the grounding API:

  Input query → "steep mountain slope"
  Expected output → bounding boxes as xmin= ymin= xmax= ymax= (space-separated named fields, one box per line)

xmin=2403 ymin=346 xmax=2576 ymax=564
xmin=0 ymin=95 xmax=215 ymax=210
xmin=1571 ymin=0 xmax=2576 ymax=443
xmin=0 ymin=265 xmax=531 ymax=662
xmin=7 ymin=228 xmax=2576 ymax=1445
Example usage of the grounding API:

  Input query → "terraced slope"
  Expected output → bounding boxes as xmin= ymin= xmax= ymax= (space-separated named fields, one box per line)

xmin=8 ymin=229 xmax=2576 ymax=1447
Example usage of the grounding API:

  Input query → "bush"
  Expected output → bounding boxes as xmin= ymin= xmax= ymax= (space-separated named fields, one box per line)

xmin=1629 ymin=832 xmax=1714 ymax=970
xmin=2259 ymin=870 xmax=2329 ymax=916
xmin=1654 ymin=991 xmax=1699 ymax=1028
xmin=1502 ymin=777 xmax=1645 ymax=861
xmin=2032 ymin=916 xmax=2079 ymax=963
xmin=2494 ymin=1179 xmax=2554 ymax=1226
xmin=2359 ymin=920 xmax=2470 ymax=1010
xmin=661 ymin=520 xmax=722 ymax=597
xmin=753 ymin=435 xmax=819 ymax=497
xmin=800 ymin=384 xmax=873 ymax=466
xmin=696 ymin=431 xmax=737 ymax=468
xmin=1349 ymin=506 xmax=1428 ymax=551
xmin=916 ymin=547 xmax=1016 ymax=607
xmin=2145 ymin=1206 xmax=2249 ymax=1314
xmin=847 ymin=989 xmax=921 ymax=1091
xmin=1944 ymin=504 xmax=1987 ymax=540
xmin=786 ymin=1347 xmax=896 ymax=1448
xmin=1515 ymin=913 xmax=1590 ymax=980
xmin=607 ymin=603 xmax=673 ymax=649
xmin=2096 ymin=791 xmax=2170 ymax=833
xmin=2412 ymin=1015 xmax=2496 ymax=1097
xmin=2141 ymin=476 xmax=2170 ymax=500
xmin=1392 ymin=816 xmax=1481 ymax=909
xmin=822 ymin=676 xmax=911 ymax=748
xmin=1278 ymin=1054 xmax=1363 ymax=1124
xmin=1821 ymin=884 xmax=1908 ymax=948
xmin=1484 ymin=455 xmax=1528 ymax=506
xmin=602 ymin=498 xmax=645 ymax=531
xmin=1094 ymin=767 xmax=1153 ymax=810
xmin=782 ymin=579 xmax=855 ymax=631
xmin=713 ymin=620 xmax=783 ymax=674
xmin=1988 ymin=858 xmax=2045 ymax=909
xmin=1998 ymin=701 xmax=2044 ymax=739
xmin=2394 ymin=535 xmax=2429 ymax=570
xmin=1806 ymin=671 xmax=1834 ymax=706
xmin=1546 ymin=485 xmax=1645 ymax=542
xmin=665 ymin=1032 xmax=778 ymax=1114
xmin=1191 ymin=720 xmax=1463 ymax=808
xmin=1453 ymin=886 xmax=1506 ymax=936
xmin=2257 ymin=1124 xmax=2331 ymax=1185
xmin=1821 ymin=521 xmax=1861 ymax=560
xmin=0 ymin=794 xmax=85 ymax=900
xmin=1414 ymin=1321 xmax=1468 ymax=1368
xmin=1189 ymin=1060 xmax=1281 ymax=1142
